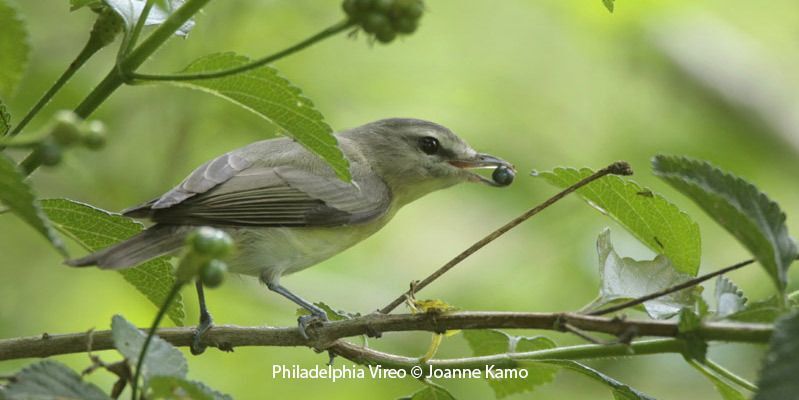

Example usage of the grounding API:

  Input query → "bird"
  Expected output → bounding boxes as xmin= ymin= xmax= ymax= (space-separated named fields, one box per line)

xmin=66 ymin=118 xmax=514 ymax=353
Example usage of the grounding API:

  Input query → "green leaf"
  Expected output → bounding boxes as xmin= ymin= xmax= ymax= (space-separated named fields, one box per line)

xmin=0 ymin=153 xmax=67 ymax=255
xmin=652 ymin=155 xmax=797 ymax=292
xmin=536 ymin=166 xmax=701 ymax=275
xmin=1 ymin=100 xmax=10 ymax=135
xmin=584 ymin=229 xmax=697 ymax=319
xmin=111 ymin=315 xmax=187 ymax=382
xmin=715 ymin=276 xmax=747 ymax=318
xmin=0 ymin=0 xmax=29 ymax=99
xmin=407 ymin=382 xmax=457 ymax=400
xmin=530 ymin=360 xmax=655 ymax=400
xmin=726 ymin=295 xmax=791 ymax=323
xmin=754 ymin=311 xmax=799 ymax=400
xmin=41 ymin=198 xmax=185 ymax=325
xmin=602 ymin=0 xmax=615 ymax=13
xmin=165 ymin=52 xmax=351 ymax=181
xmin=1 ymin=360 xmax=110 ymax=400
xmin=688 ymin=360 xmax=747 ymax=400
xmin=462 ymin=330 xmax=559 ymax=398
xmin=678 ymin=308 xmax=707 ymax=362
xmin=147 ymin=376 xmax=232 ymax=400
xmin=103 ymin=0 xmax=194 ymax=36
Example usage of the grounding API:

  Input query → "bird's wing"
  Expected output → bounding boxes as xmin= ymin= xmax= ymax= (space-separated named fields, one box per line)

xmin=123 ymin=148 xmax=391 ymax=227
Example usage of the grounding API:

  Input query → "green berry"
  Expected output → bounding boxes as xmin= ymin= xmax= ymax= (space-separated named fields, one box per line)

xmin=492 ymin=166 xmax=515 ymax=186
xmin=38 ymin=140 xmax=63 ymax=167
xmin=354 ymin=0 xmax=373 ymax=12
xmin=200 ymin=259 xmax=228 ymax=288
xmin=375 ymin=26 xmax=397 ymax=43
xmin=50 ymin=111 xmax=83 ymax=146
xmin=342 ymin=0 xmax=357 ymax=16
xmin=188 ymin=227 xmax=234 ymax=258
xmin=362 ymin=13 xmax=389 ymax=34
xmin=373 ymin=0 xmax=393 ymax=12
xmin=82 ymin=121 xmax=107 ymax=150
xmin=393 ymin=17 xmax=418 ymax=33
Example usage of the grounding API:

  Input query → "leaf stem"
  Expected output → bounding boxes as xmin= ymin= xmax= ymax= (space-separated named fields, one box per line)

xmin=118 ymin=0 xmax=156 ymax=63
xmin=128 ymin=19 xmax=355 ymax=83
xmin=130 ymin=282 xmax=183 ymax=400
xmin=7 ymin=32 xmax=105 ymax=138
xmin=379 ymin=161 xmax=634 ymax=314
xmin=20 ymin=0 xmax=211 ymax=176
xmin=704 ymin=358 xmax=758 ymax=392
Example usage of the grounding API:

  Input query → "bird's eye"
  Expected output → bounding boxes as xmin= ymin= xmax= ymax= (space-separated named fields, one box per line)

xmin=418 ymin=136 xmax=440 ymax=155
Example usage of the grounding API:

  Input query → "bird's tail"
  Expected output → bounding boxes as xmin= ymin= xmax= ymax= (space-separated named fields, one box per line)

xmin=65 ymin=225 xmax=188 ymax=269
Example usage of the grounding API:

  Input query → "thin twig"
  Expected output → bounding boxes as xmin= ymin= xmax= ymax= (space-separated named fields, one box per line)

xmin=0 ymin=311 xmax=772 ymax=362
xmin=379 ymin=161 xmax=634 ymax=314
xmin=587 ymin=259 xmax=755 ymax=316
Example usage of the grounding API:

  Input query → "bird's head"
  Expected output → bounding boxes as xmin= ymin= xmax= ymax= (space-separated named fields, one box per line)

xmin=342 ymin=118 xmax=515 ymax=206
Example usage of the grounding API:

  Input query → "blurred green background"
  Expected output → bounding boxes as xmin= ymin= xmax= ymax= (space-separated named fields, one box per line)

xmin=3 ymin=0 xmax=799 ymax=399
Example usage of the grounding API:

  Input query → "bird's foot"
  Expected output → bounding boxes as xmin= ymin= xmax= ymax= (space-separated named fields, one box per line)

xmin=297 ymin=311 xmax=328 ymax=340
xmin=191 ymin=314 xmax=214 ymax=355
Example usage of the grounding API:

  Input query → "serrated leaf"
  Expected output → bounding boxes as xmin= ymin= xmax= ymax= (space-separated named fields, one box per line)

xmin=678 ymin=308 xmax=707 ymax=362
xmin=754 ymin=311 xmax=799 ymax=400
xmin=0 ymin=153 xmax=67 ymax=255
xmin=602 ymin=0 xmax=615 ymax=13
xmin=408 ymin=382 xmax=456 ymax=400
xmin=163 ymin=52 xmax=351 ymax=181
xmin=584 ymin=229 xmax=697 ymax=319
xmin=1 ymin=360 xmax=110 ymax=400
xmin=111 ymin=315 xmax=187 ymax=382
xmin=148 ymin=376 xmax=232 ymax=400
xmin=715 ymin=276 xmax=747 ymax=318
xmin=529 ymin=360 xmax=655 ymax=400
xmin=536 ymin=166 xmax=701 ymax=275
xmin=1 ymin=100 xmax=10 ymax=135
xmin=462 ymin=330 xmax=558 ymax=398
xmin=103 ymin=0 xmax=193 ymax=36
xmin=726 ymin=296 xmax=788 ymax=323
xmin=41 ymin=198 xmax=185 ymax=325
xmin=0 ymin=0 xmax=29 ymax=99
xmin=653 ymin=155 xmax=797 ymax=292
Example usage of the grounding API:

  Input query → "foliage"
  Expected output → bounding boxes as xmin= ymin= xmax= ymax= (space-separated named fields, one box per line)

xmin=1 ymin=0 xmax=798 ymax=399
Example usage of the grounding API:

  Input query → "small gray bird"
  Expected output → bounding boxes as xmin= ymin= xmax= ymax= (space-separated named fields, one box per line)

xmin=68 ymin=118 xmax=514 ymax=352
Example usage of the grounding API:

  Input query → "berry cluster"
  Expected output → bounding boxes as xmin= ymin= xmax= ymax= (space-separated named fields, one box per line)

xmin=39 ymin=111 xmax=107 ymax=167
xmin=342 ymin=0 xmax=424 ymax=43
xmin=182 ymin=227 xmax=235 ymax=288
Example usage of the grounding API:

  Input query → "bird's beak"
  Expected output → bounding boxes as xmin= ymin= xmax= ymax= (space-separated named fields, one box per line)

xmin=449 ymin=153 xmax=516 ymax=186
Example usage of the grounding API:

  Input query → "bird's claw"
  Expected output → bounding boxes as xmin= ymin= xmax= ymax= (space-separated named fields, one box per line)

xmin=297 ymin=312 xmax=328 ymax=340
xmin=191 ymin=315 xmax=214 ymax=355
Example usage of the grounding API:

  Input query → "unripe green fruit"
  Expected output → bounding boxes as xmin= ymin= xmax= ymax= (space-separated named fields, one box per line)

xmin=393 ymin=17 xmax=418 ymax=33
xmin=82 ymin=121 xmax=107 ymax=150
xmin=363 ymin=13 xmax=389 ymax=34
xmin=50 ymin=111 xmax=83 ymax=146
xmin=38 ymin=140 xmax=63 ymax=167
xmin=373 ymin=0 xmax=393 ymax=12
xmin=492 ymin=166 xmax=515 ymax=186
xmin=375 ymin=26 xmax=397 ymax=43
xmin=342 ymin=0 xmax=357 ymax=15
xmin=200 ymin=259 xmax=228 ymax=288
xmin=187 ymin=227 xmax=234 ymax=259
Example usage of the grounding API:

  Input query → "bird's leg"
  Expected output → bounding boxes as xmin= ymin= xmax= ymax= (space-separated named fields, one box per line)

xmin=191 ymin=280 xmax=214 ymax=355
xmin=266 ymin=282 xmax=328 ymax=339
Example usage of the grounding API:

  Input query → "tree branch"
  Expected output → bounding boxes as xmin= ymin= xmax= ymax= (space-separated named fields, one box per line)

xmin=379 ymin=161 xmax=634 ymax=314
xmin=0 ymin=311 xmax=771 ymax=362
